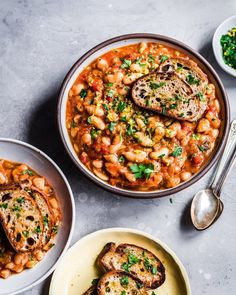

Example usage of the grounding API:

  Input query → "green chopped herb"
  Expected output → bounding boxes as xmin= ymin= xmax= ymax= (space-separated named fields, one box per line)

xmin=22 ymin=230 xmax=29 ymax=238
xmin=196 ymin=92 xmax=206 ymax=102
xmin=136 ymin=282 xmax=143 ymax=289
xmin=170 ymin=103 xmax=177 ymax=109
xmin=22 ymin=170 xmax=34 ymax=176
xmin=17 ymin=197 xmax=25 ymax=204
xmin=108 ymin=122 xmax=117 ymax=132
xmin=130 ymin=163 xmax=154 ymax=179
xmin=13 ymin=205 xmax=21 ymax=212
xmin=220 ymin=28 xmax=236 ymax=70
xmin=0 ymin=203 xmax=8 ymax=209
xmin=103 ymin=103 xmax=109 ymax=111
xmin=87 ymin=116 xmax=92 ymax=124
xmin=90 ymin=128 xmax=98 ymax=139
xmin=120 ymin=276 xmax=129 ymax=286
xmin=151 ymin=292 xmax=157 ymax=295
xmin=152 ymin=266 xmax=158 ymax=275
xmin=121 ymin=291 xmax=126 ymax=295
xmin=160 ymin=55 xmax=169 ymax=63
xmin=107 ymin=82 xmax=113 ymax=87
xmin=49 ymin=243 xmax=55 ymax=248
xmin=34 ymin=226 xmax=41 ymax=233
xmin=121 ymin=262 xmax=130 ymax=272
xmin=159 ymin=153 xmax=166 ymax=158
xmin=146 ymin=99 xmax=151 ymax=106
xmin=186 ymin=74 xmax=200 ymax=85
xmin=52 ymin=225 xmax=58 ymax=234
xmin=118 ymin=155 xmax=125 ymax=162
xmin=150 ymin=82 xmax=166 ymax=89
xmin=148 ymin=54 xmax=155 ymax=63
xmin=121 ymin=59 xmax=132 ymax=69
xmin=126 ymin=125 xmax=136 ymax=136
xmin=171 ymin=146 xmax=182 ymax=157
xmin=16 ymin=212 xmax=21 ymax=218
xmin=128 ymin=253 xmax=140 ymax=265
xmin=79 ymin=89 xmax=87 ymax=98
xmin=43 ymin=215 xmax=49 ymax=226
xmin=177 ymin=63 xmax=183 ymax=70
xmin=120 ymin=115 xmax=127 ymax=122
xmin=144 ymin=257 xmax=152 ymax=271
xmin=71 ymin=121 xmax=77 ymax=128
xmin=179 ymin=112 xmax=185 ymax=117
xmin=162 ymin=105 xmax=167 ymax=115
xmin=117 ymin=101 xmax=127 ymax=112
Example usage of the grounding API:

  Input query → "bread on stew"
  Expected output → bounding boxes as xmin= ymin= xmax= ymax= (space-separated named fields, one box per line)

xmin=97 ymin=271 xmax=147 ymax=295
xmin=97 ymin=242 xmax=165 ymax=289
xmin=0 ymin=185 xmax=44 ymax=252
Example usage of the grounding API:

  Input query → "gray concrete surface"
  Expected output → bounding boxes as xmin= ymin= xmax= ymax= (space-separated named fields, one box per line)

xmin=0 ymin=0 xmax=236 ymax=294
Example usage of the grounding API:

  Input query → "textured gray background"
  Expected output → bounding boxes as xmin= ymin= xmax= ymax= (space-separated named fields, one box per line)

xmin=0 ymin=0 xmax=236 ymax=294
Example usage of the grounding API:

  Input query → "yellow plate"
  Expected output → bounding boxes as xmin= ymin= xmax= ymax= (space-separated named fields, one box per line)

xmin=49 ymin=228 xmax=191 ymax=295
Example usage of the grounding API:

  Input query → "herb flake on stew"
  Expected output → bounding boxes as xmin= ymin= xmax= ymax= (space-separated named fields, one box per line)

xmin=121 ymin=59 xmax=132 ymax=69
xmin=171 ymin=146 xmax=182 ymax=157
xmin=0 ymin=203 xmax=8 ymax=209
xmin=79 ymin=89 xmax=87 ymax=98
xmin=34 ymin=226 xmax=41 ymax=233
xmin=120 ymin=276 xmax=129 ymax=286
xmin=17 ymin=197 xmax=25 ymax=204
xmin=117 ymin=101 xmax=127 ymax=112
xmin=22 ymin=170 xmax=34 ymax=176
xmin=130 ymin=163 xmax=154 ymax=179
xmin=108 ymin=122 xmax=117 ymax=132
xmin=159 ymin=55 xmax=169 ymax=63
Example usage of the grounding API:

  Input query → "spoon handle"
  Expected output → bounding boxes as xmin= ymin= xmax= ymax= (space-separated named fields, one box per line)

xmin=210 ymin=119 xmax=236 ymax=196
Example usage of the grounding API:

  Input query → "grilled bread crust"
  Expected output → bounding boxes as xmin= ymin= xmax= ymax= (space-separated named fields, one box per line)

xmin=97 ymin=271 xmax=147 ymax=295
xmin=0 ymin=185 xmax=43 ymax=252
xmin=97 ymin=243 xmax=165 ymax=289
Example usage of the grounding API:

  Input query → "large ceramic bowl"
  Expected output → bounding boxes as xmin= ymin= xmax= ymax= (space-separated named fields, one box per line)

xmin=0 ymin=138 xmax=75 ymax=295
xmin=58 ymin=33 xmax=230 ymax=198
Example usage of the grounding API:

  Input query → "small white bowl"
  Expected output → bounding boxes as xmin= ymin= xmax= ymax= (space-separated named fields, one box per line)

xmin=213 ymin=15 xmax=236 ymax=77
xmin=0 ymin=138 xmax=75 ymax=295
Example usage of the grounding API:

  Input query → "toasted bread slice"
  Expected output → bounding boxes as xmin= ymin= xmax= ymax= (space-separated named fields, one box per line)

xmin=29 ymin=189 xmax=54 ymax=246
xmin=157 ymin=57 xmax=208 ymax=94
xmin=97 ymin=271 xmax=147 ymax=295
xmin=0 ymin=185 xmax=43 ymax=252
xmin=97 ymin=243 xmax=165 ymax=289
xmin=132 ymin=72 xmax=207 ymax=121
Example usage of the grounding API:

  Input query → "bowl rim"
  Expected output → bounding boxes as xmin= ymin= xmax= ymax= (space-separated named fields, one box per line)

xmin=57 ymin=33 xmax=230 ymax=199
xmin=0 ymin=137 xmax=76 ymax=295
xmin=212 ymin=15 xmax=236 ymax=77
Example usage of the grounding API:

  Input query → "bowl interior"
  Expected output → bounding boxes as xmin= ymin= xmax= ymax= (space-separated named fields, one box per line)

xmin=0 ymin=139 xmax=75 ymax=295
xmin=59 ymin=35 xmax=229 ymax=198
xmin=213 ymin=15 xmax=236 ymax=77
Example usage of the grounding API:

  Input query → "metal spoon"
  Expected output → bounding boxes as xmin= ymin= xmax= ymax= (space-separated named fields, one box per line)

xmin=191 ymin=119 xmax=236 ymax=230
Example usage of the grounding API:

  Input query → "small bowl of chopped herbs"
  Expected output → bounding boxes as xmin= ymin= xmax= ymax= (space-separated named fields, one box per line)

xmin=213 ymin=15 xmax=236 ymax=77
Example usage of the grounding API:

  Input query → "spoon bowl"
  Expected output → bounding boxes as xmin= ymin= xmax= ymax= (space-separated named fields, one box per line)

xmin=191 ymin=189 xmax=220 ymax=230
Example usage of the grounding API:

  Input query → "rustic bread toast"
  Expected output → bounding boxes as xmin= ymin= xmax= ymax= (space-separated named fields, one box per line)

xmin=97 ymin=271 xmax=147 ymax=295
xmin=0 ymin=185 xmax=43 ymax=252
xmin=97 ymin=243 xmax=165 ymax=289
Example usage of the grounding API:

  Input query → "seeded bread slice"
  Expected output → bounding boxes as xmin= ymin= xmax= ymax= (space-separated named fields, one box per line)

xmin=0 ymin=185 xmax=43 ymax=252
xmin=29 ymin=189 xmax=54 ymax=246
xmin=97 ymin=271 xmax=147 ymax=295
xmin=157 ymin=57 xmax=208 ymax=95
xmin=132 ymin=72 xmax=207 ymax=121
xmin=97 ymin=243 xmax=165 ymax=289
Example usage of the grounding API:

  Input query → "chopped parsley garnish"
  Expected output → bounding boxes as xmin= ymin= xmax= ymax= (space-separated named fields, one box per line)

xmin=108 ymin=122 xmax=117 ymax=132
xmin=107 ymin=82 xmax=113 ymax=87
xmin=121 ymin=291 xmax=126 ymax=295
xmin=150 ymin=82 xmax=166 ymax=89
xmin=103 ymin=103 xmax=109 ymax=111
xmin=148 ymin=54 xmax=155 ymax=63
xmin=186 ymin=74 xmax=200 ymax=85
xmin=179 ymin=112 xmax=185 ymax=117
xmin=152 ymin=266 xmax=158 ymax=275
xmin=52 ymin=225 xmax=58 ymax=234
xmin=0 ymin=203 xmax=8 ymax=209
xmin=22 ymin=170 xmax=34 ymax=176
xmin=13 ymin=205 xmax=21 ymax=212
xmin=43 ymin=215 xmax=49 ymax=226
xmin=177 ymin=63 xmax=183 ymax=70
xmin=120 ymin=115 xmax=127 ymax=122
xmin=90 ymin=128 xmax=99 ymax=139
xmin=71 ymin=121 xmax=77 ymax=128
xmin=22 ymin=230 xmax=29 ymax=238
xmin=151 ymin=292 xmax=157 ymax=295
xmin=79 ymin=89 xmax=87 ymax=98
xmin=159 ymin=153 xmax=166 ymax=158
xmin=87 ymin=116 xmax=92 ymax=124
xmin=170 ymin=103 xmax=177 ymax=109
xmin=121 ymin=59 xmax=132 ymax=69
xmin=196 ymin=92 xmax=206 ymax=102
xmin=144 ymin=257 xmax=152 ymax=271
xmin=159 ymin=55 xmax=169 ymax=63
xmin=130 ymin=163 xmax=154 ymax=179
xmin=118 ymin=155 xmax=125 ymax=162
xmin=126 ymin=125 xmax=136 ymax=136
xmin=162 ymin=105 xmax=167 ymax=115
xmin=128 ymin=253 xmax=140 ymax=264
xmin=121 ymin=262 xmax=130 ymax=272
xmin=117 ymin=101 xmax=127 ymax=112
xmin=220 ymin=28 xmax=236 ymax=70
xmin=136 ymin=282 xmax=143 ymax=289
xmin=17 ymin=197 xmax=25 ymax=204
xmin=34 ymin=226 xmax=41 ymax=233
xmin=120 ymin=276 xmax=129 ymax=286
xmin=171 ymin=146 xmax=182 ymax=157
